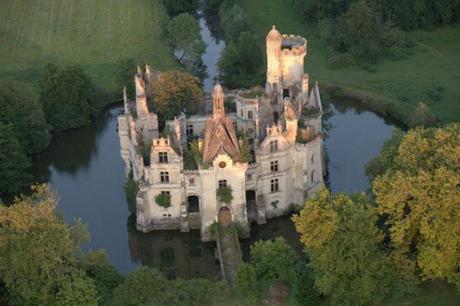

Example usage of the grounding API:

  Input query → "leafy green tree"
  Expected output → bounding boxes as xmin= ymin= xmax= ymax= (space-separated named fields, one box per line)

xmin=173 ymin=279 xmax=225 ymax=306
xmin=162 ymin=0 xmax=199 ymax=16
xmin=151 ymin=71 xmax=204 ymax=125
xmin=78 ymin=250 xmax=124 ymax=304
xmin=290 ymin=262 xmax=320 ymax=306
xmin=220 ymin=5 xmax=251 ymax=42
xmin=249 ymin=237 xmax=298 ymax=283
xmin=54 ymin=269 xmax=99 ymax=306
xmin=0 ymin=123 xmax=31 ymax=195
xmin=111 ymin=267 xmax=171 ymax=306
xmin=115 ymin=58 xmax=136 ymax=99
xmin=0 ymin=184 xmax=93 ymax=304
xmin=372 ymin=124 xmax=460 ymax=288
xmin=235 ymin=263 xmax=259 ymax=301
xmin=293 ymin=189 xmax=413 ymax=306
xmin=39 ymin=63 xmax=97 ymax=131
xmin=219 ymin=32 xmax=263 ymax=88
xmin=365 ymin=129 xmax=404 ymax=181
xmin=0 ymin=79 xmax=50 ymax=154
xmin=167 ymin=13 xmax=206 ymax=78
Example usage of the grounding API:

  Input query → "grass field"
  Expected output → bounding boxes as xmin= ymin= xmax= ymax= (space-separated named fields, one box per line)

xmin=0 ymin=0 xmax=177 ymax=98
xmin=238 ymin=0 xmax=460 ymax=124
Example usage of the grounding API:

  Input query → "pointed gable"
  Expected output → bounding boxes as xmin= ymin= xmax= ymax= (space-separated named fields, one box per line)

xmin=202 ymin=83 xmax=240 ymax=164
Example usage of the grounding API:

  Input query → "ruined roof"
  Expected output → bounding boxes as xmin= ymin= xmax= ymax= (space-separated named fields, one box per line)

xmin=202 ymin=83 xmax=240 ymax=164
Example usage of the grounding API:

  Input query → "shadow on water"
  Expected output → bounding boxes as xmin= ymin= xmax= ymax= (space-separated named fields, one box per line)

xmin=127 ymin=216 xmax=220 ymax=280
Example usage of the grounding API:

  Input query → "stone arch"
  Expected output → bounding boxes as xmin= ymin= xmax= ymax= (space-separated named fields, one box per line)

xmin=218 ymin=206 xmax=232 ymax=225
xmin=187 ymin=195 xmax=200 ymax=213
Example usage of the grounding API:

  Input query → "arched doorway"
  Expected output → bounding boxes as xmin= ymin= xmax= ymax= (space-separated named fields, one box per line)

xmin=218 ymin=206 xmax=232 ymax=226
xmin=187 ymin=195 xmax=199 ymax=213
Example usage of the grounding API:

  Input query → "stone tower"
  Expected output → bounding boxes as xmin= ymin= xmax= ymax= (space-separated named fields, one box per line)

xmin=266 ymin=25 xmax=282 ymax=91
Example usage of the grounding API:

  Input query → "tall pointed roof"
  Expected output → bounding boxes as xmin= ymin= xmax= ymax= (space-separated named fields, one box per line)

xmin=267 ymin=25 xmax=281 ymax=41
xmin=202 ymin=82 xmax=240 ymax=164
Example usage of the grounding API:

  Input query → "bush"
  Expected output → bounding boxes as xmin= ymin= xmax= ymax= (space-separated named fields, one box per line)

xmin=250 ymin=237 xmax=298 ymax=283
xmin=216 ymin=185 xmax=233 ymax=204
xmin=235 ymin=263 xmax=259 ymax=300
xmin=290 ymin=262 xmax=320 ymax=306
xmin=124 ymin=170 xmax=138 ymax=214
xmin=155 ymin=192 xmax=171 ymax=208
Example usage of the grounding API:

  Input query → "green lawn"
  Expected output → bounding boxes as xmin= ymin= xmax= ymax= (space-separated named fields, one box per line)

xmin=0 ymin=0 xmax=177 ymax=98
xmin=239 ymin=0 xmax=460 ymax=124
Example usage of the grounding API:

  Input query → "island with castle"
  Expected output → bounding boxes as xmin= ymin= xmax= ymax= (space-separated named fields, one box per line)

xmin=118 ymin=26 xmax=325 ymax=241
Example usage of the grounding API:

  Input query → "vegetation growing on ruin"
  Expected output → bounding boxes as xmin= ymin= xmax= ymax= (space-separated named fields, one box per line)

xmin=155 ymin=192 xmax=171 ymax=209
xmin=124 ymin=170 xmax=139 ymax=215
xmin=217 ymin=185 xmax=233 ymax=204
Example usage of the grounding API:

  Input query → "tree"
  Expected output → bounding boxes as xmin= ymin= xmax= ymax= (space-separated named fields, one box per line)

xmin=54 ymin=270 xmax=99 ymax=306
xmin=167 ymin=13 xmax=206 ymax=79
xmin=220 ymin=5 xmax=251 ymax=42
xmin=235 ymin=263 xmax=259 ymax=300
xmin=249 ymin=237 xmax=298 ymax=283
xmin=293 ymin=189 xmax=413 ymax=306
xmin=115 ymin=58 xmax=136 ymax=99
xmin=372 ymin=124 xmax=460 ymax=288
xmin=39 ymin=63 xmax=97 ymax=131
xmin=409 ymin=101 xmax=437 ymax=128
xmin=0 ymin=79 xmax=50 ymax=154
xmin=365 ymin=129 xmax=404 ymax=181
xmin=78 ymin=250 xmax=124 ymax=304
xmin=0 ymin=184 xmax=93 ymax=304
xmin=111 ymin=267 xmax=171 ymax=306
xmin=162 ymin=0 xmax=199 ymax=16
xmin=219 ymin=32 xmax=264 ymax=88
xmin=0 ymin=123 xmax=31 ymax=195
xmin=151 ymin=71 xmax=204 ymax=125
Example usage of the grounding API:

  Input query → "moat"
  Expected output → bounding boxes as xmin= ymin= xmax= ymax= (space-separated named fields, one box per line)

xmin=31 ymin=13 xmax=401 ymax=277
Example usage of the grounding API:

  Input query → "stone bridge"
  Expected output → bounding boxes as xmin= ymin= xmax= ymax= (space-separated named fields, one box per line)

xmin=215 ymin=223 xmax=243 ymax=284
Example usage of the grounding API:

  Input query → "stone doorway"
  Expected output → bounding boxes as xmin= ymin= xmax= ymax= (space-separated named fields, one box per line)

xmin=218 ymin=206 xmax=232 ymax=226
xmin=246 ymin=190 xmax=257 ymax=221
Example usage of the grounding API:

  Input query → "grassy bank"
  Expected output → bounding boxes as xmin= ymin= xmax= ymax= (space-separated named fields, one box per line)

xmin=238 ymin=0 xmax=460 ymax=125
xmin=0 ymin=0 xmax=177 ymax=99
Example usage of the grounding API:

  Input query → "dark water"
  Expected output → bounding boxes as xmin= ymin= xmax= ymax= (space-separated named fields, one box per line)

xmin=30 ymin=13 xmax=400 ymax=277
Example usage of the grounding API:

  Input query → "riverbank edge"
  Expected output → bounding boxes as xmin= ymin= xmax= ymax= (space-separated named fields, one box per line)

xmin=319 ymin=81 xmax=409 ymax=128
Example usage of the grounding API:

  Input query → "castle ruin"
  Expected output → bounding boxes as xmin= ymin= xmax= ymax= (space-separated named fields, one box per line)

xmin=118 ymin=26 xmax=325 ymax=241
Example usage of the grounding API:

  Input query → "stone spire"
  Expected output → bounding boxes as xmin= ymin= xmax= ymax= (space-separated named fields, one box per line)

xmin=266 ymin=25 xmax=282 ymax=87
xmin=202 ymin=81 xmax=240 ymax=164
xmin=212 ymin=81 xmax=225 ymax=119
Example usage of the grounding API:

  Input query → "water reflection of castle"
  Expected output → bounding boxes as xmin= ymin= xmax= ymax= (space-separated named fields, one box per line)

xmin=127 ymin=218 xmax=220 ymax=280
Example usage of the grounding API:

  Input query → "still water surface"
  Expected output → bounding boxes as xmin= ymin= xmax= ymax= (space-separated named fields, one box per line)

xmin=31 ymin=13 xmax=400 ymax=277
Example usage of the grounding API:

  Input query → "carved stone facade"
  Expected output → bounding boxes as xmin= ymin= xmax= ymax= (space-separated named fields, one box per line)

xmin=118 ymin=26 xmax=325 ymax=241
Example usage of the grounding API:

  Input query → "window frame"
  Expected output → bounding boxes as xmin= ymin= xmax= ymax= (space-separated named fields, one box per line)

xmin=160 ymin=171 xmax=170 ymax=183
xmin=159 ymin=152 xmax=168 ymax=163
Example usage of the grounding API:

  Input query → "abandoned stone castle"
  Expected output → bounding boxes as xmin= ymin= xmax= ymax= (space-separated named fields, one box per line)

xmin=118 ymin=26 xmax=325 ymax=241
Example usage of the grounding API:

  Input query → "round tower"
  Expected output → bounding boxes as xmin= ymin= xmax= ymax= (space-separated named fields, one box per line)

xmin=266 ymin=25 xmax=282 ymax=88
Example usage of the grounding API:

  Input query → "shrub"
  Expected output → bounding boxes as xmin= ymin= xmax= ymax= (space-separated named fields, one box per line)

xmin=155 ymin=192 xmax=171 ymax=208
xmin=216 ymin=185 xmax=233 ymax=204
xmin=124 ymin=170 xmax=138 ymax=214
